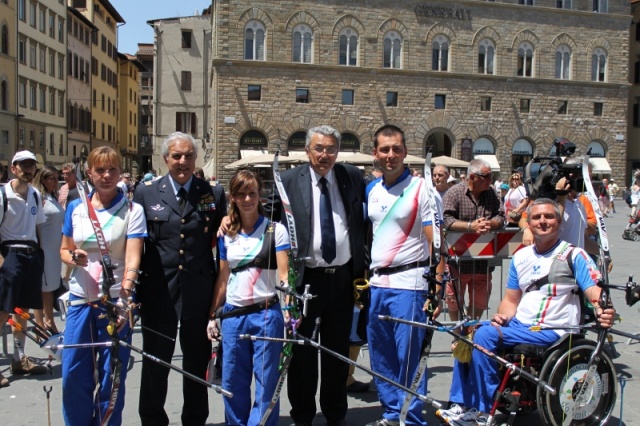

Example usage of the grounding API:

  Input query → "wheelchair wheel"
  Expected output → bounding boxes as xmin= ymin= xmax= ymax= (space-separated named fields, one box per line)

xmin=536 ymin=340 xmax=616 ymax=426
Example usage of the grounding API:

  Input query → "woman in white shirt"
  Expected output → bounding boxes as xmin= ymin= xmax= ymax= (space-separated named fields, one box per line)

xmin=504 ymin=174 xmax=528 ymax=227
xmin=207 ymin=170 xmax=290 ymax=426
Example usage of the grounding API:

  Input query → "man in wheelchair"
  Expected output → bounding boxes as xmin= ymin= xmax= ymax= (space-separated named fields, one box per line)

xmin=437 ymin=198 xmax=616 ymax=426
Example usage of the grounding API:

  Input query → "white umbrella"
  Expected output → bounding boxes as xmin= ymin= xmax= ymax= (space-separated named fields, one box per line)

xmin=335 ymin=152 xmax=375 ymax=165
xmin=432 ymin=155 xmax=470 ymax=168
xmin=223 ymin=153 xmax=306 ymax=169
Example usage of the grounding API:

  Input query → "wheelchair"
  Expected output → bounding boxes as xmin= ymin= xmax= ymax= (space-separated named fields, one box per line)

xmin=488 ymin=332 xmax=617 ymax=426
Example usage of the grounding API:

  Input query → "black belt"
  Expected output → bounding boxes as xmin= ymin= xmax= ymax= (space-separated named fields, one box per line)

xmin=307 ymin=262 xmax=349 ymax=275
xmin=2 ymin=242 xmax=39 ymax=254
xmin=372 ymin=260 xmax=430 ymax=276
xmin=218 ymin=295 xmax=279 ymax=320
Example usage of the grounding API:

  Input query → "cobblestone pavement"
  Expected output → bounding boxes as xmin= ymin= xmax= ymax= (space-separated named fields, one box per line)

xmin=1 ymin=210 xmax=639 ymax=425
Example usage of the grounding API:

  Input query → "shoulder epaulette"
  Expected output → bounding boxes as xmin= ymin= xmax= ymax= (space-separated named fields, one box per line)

xmin=144 ymin=181 xmax=152 ymax=186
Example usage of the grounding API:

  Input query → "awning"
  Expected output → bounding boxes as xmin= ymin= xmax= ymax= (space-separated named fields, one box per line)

xmin=336 ymin=152 xmax=375 ymax=165
xmin=240 ymin=149 xmax=268 ymax=158
xmin=589 ymin=157 xmax=612 ymax=174
xmin=474 ymin=154 xmax=500 ymax=172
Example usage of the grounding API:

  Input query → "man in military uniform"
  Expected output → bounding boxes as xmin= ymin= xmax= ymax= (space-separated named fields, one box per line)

xmin=133 ymin=132 xmax=227 ymax=425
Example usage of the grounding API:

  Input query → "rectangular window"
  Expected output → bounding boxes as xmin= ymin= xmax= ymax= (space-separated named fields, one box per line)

xmin=636 ymin=22 xmax=640 ymax=42
xmin=29 ymin=129 xmax=34 ymax=147
xmin=92 ymin=89 xmax=96 ymax=107
xmin=342 ymin=89 xmax=354 ymax=105
xmin=635 ymin=61 xmax=640 ymax=84
xmin=18 ymin=0 xmax=25 ymax=21
xmin=1 ymin=130 xmax=8 ymax=145
xmin=175 ymin=112 xmax=197 ymax=135
xmin=634 ymin=104 xmax=640 ymax=127
xmin=39 ymin=131 xmax=44 ymax=148
xmin=296 ymin=88 xmax=309 ymax=103
xmin=30 ymin=42 xmax=36 ymax=68
xmin=58 ymin=92 xmax=63 ymax=116
xmin=386 ymin=91 xmax=398 ymax=107
xmin=182 ymin=31 xmax=192 ymax=48
xmin=39 ymin=86 xmax=45 ymax=111
xmin=39 ymin=48 xmax=46 ymax=72
xmin=29 ymin=2 xmax=36 ymax=27
xmin=19 ymin=128 xmax=24 ymax=145
xmin=593 ymin=0 xmax=607 ymax=13
xmin=18 ymin=39 xmax=26 ymax=63
xmin=519 ymin=0 xmax=534 ymax=4
xmin=39 ymin=7 xmax=45 ymax=32
xmin=50 ymin=90 xmax=55 ymax=115
xmin=181 ymin=71 xmax=192 ymax=91
xmin=58 ymin=55 xmax=64 ymax=79
xmin=101 ymin=35 xmax=106 ymax=52
xmin=435 ymin=94 xmax=446 ymax=110
xmin=480 ymin=96 xmax=492 ymax=111
xmin=594 ymin=102 xmax=603 ymax=116
xmin=18 ymin=81 xmax=26 ymax=107
xmin=92 ymin=57 xmax=98 ymax=76
xmin=248 ymin=85 xmax=262 ymax=101
xmin=49 ymin=51 xmax=55 ymax=76
xmin=520 ymin=98 xmax=531 ymax=113
xmin=101 ymin=94 xmax=105 ymax=111
xmin=58 ymin=18 xmax=64 ymax=42
xmin=30 ymin=84 xmax=36 ymax=109
xmin=557 ymin=100 xmax=568 ymax=115
xmin=49 ymin=14 xmax=55 ymax=38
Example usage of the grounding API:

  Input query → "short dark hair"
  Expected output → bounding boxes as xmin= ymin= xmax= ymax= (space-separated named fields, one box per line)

xmin=373 ymin=124 xmax=405 ymax=148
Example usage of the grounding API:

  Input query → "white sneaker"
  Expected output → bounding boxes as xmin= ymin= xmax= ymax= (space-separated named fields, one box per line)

xmin=450 ymin=408 xmax=487 ymax=426
xmin=435 ymin=404 xmax=466 ymax=424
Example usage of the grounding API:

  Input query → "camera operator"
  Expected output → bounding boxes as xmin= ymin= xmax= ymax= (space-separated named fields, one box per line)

xmin=519 ymin=158 xmax=609 ymax=271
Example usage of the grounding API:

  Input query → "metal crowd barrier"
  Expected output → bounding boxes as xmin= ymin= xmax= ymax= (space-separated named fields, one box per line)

xmin=442 ymin=228 xmax=524 ymax=321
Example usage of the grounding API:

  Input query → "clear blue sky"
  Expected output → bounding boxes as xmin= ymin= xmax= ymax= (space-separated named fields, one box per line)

xmin=110 ymin=0 xmax=211 ymax=54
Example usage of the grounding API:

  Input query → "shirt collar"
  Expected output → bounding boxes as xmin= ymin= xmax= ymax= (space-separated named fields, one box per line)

xmin=310 ymin=167 xmax=335 ymax=187
xmin=382 ymin=167 xmax=411 ymax=190
xmin=169 ymin=175 xmax=193 ymax=195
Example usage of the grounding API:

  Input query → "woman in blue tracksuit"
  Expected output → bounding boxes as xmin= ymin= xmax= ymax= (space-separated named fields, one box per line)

xmin=207 ymin=169 xmax=290 ymax=426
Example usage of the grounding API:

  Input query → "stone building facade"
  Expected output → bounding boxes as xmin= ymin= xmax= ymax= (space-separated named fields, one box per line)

xmin=148 ymin=14 xmax=212 ymax=175
xmin=208 ymin=0 xmax=631 ymax=185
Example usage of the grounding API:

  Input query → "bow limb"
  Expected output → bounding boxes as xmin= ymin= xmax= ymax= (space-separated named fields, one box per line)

xmin=258 ymin=147 xmax=302 ymax=426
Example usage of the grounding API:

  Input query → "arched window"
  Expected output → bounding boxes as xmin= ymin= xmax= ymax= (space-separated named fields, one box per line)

xmin=1 ymin=25 xmax=8 ymax=55
xmin=292 ymin=24 xmax=312 ymax=64
xmin=472 ymin=137 xmax=495 ymax=155
xmin=244 ymin=20 xmax=265 ymax=61
xmin=555 ymin=45 xmax=571 ymax=80
xmin=517 ymin=42 xmax=534 ymax=77
xmin=478 ymin=39 xmax=495 ymax=75
xmin=586 ymin=141 xmax=606 ymax=157
xmin=591 ymin=48 xmax=606 ymax=82
xmin=432 ymin=35 xmax=449 ymax=71
xmin=512 ymin=138 xmax=533 ymax=170
xmin=383 ymin=31 xmax=401 ymax=69
xmin=339 ymin=28 xmax=358 ymax=66
xmin=0 ymin=81 xmax=7 ymax=111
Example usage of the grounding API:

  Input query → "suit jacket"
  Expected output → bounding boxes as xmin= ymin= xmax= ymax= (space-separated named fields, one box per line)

xmin=266 ymin=163 xmax=366 ymax=286
xmin=133 ymin=175 xmax=227 ymax=320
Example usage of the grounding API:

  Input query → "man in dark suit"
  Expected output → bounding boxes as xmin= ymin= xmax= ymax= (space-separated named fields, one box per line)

xmin=133 ymin=132 xmax=227 ymax=426
xmin=267 ymin=125 xmax=366 ymax=426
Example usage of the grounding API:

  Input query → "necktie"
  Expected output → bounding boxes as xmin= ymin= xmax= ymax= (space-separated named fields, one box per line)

xmin=178 ymin=187 xmax=187 ymax=212
xmin=319 ymin=177 xmax=336 ymax=264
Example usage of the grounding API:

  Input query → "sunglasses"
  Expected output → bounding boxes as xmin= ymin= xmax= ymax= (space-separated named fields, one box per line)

xmin=473 ymin=172 xmax=492 ymax=180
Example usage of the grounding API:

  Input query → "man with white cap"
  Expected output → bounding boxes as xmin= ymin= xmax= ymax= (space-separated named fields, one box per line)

xmin=0 ymin=150 xmax=47 ymax=387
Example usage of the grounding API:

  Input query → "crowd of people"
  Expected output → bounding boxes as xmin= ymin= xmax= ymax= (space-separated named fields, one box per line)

xmin=0 ymin=126 xmax=620 ymax=426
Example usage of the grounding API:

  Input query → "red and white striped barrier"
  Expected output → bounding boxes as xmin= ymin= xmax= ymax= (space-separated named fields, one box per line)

xmin=445 ymin=229 xmax=524 ymax=259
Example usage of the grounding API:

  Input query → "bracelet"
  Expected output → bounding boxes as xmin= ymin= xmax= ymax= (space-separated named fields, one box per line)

xmin=121 ymin=287 xmax=134 ymax=293
xmin=209 ymin=313 xmax=216 ymax=320
xmin=124 ymin=278 xmax=140 ymax=286
xmin=127 ymin=268 xmax=143 ymax=275
xmin=467 ymin=221 xmax=472 ymax=231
